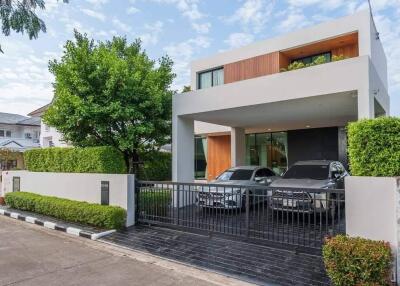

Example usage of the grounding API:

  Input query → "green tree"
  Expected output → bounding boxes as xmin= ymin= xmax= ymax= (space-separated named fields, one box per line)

xmin=44 ymin=31 xmax=175 ymax=174
xmin=0 ymin=0 xmax=68 ymax=52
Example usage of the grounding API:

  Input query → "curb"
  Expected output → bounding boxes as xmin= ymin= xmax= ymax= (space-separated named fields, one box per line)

xmin=0 ymin=209 xmax=115 ymax=240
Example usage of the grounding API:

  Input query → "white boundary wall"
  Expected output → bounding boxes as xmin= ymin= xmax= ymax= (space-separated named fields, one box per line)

xmin=345 ymin=176 xmax=400 ymax=283
xmin=1 ymin=171 xmax=135 ymax=227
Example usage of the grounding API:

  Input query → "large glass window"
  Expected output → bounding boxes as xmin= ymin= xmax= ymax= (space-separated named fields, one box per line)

xmin=198 ymin=67 xmax=224 ymax=89
xmin=245 ymin=132 xmax=288 ymax=174
xmin=271 ymin=132 xmax=288 ymax=175
xmin=194 ymin=136 xmax=207 ymax=179
xmin=292 ymin=52 xmax=331 ymax=65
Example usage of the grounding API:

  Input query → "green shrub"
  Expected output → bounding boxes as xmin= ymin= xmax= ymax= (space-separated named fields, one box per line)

xmin=5 ymin=192 xmax=126 ymax=229
xmin=138 ymin=189 xmax=172 ymax=217
xmin=137 ymin=151 xmax=171 ymax=181
xmin=347 ymin=117 xmax=400 ymax=176
xmin=24 ymin=146 xmax=126 ymax=174
xmin=323 ymin=235 xmax=392 ymax=286
xmin=281 ymin=54 xmax=346 ymax=72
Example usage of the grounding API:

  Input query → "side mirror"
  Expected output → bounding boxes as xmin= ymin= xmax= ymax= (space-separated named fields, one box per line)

xmin=254 ymin=177 xmax=263 ymax=183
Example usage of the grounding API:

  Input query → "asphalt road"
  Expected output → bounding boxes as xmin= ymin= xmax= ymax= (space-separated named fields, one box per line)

xmin=0 ymin=216 xmax=251 ymax=286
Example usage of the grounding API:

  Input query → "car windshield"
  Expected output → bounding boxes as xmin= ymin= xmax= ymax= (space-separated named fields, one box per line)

xmin=217 ymin=169 xmax=254 ymax=181
xmin=283 ymin=165 xmax=329 ymax=180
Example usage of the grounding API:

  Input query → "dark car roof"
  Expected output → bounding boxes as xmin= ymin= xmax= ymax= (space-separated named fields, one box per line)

xmin=293 ymin=160 xmax=336 ymax=166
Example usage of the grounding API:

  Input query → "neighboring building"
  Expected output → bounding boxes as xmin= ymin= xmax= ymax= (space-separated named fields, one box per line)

xmin=0 ymin=112 xmax=41 ymax=170
xmin=172 ymin=10 xmax=389 ymax=182
xmin=28 ymin=104 xmax=70 ymax=148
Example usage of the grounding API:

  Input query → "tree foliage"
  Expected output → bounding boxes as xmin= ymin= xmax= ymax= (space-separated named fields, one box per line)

xmin=0 ymin=0 xmax=68 ymax=52
xmin=44 ymin=31 xmax=175 ymax=174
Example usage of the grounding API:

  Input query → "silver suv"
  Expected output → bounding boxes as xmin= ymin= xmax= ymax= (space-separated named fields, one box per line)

xmin=269 ymin=160 xmax=348 ymax=216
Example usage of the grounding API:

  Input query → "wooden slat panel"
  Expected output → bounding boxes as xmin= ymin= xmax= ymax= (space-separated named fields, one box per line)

xmin=224 ymin=52 xmax=280 ymax=84
xmin=207 ymin=135 xmax=231 ymax=181
xmin=332 ymin=43 xmax=359 ymax=58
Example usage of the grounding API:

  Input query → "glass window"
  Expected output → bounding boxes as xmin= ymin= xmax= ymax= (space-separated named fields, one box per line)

xmin=217 ymin=169 xmax=254 ymax=181
xmin=292 ymin=52 xmax=331 ymax=65
xmin=25 ymin=133 xmax=32 ymax=139
xmin=212 ymin=68 xmax=224 ymax=86
xmin=0 ymin=130 xmax=4 ymax=137
xmin=198 ymin=68 xmax=224 ymax=89
xmin=6 ymin=131 xmax=11 ymax=137
xmin=271 ymin=132 xmax=288 ymax=175
xmin=194 ymin=136 xmax=207 ymax=179
xmin=199 ymin=71 xmax=212 ymax=89
xmin=245 ymin=132 xmax=288 ymax=174
xmin=245 ymin=134 xmax=258 ymax=165
xmin=283 ymin=164 xmax=329 ymax=180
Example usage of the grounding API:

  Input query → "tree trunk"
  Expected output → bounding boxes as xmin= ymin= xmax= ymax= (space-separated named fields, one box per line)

xmin=125 ymin=151 xmax=140 ymax=174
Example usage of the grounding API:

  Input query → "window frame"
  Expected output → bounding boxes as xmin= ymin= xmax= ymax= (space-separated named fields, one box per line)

xmin=5 ymin=130 xmax=11 ymax=137
xmin=197 ymin=67 xmax=224 ymax=89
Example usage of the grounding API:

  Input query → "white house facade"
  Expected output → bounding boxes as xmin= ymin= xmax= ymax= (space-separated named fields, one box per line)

xmin=172 ymin=10 xmax=389 ymax=182
xmin=28 ymin=104 xmax=70 ymax=148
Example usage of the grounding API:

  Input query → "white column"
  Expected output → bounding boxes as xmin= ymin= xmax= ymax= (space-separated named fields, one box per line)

xmin=231 ymin=127 xmax=246 ymax=167
xmin=357 ymin=87 xmax=375 ymax=119
xmin=172 ymin=115 xmax=194 ymax=182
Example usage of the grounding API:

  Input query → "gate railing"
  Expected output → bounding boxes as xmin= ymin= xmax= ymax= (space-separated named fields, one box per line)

xmin=136 ymin=181 xmax=345 ymax=249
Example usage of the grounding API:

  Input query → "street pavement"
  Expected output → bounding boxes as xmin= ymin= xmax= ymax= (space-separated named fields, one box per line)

xmin=0 ymin=216 xmax=252 ymax=286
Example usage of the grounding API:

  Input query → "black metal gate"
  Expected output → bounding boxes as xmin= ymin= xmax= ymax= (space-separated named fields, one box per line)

xmin=136 ymin=181 xmax=345 ymax=249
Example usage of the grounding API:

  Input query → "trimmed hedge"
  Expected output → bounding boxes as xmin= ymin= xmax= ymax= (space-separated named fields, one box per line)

xmin=323 ymin=235 xmax=392 ymax=286
xmin=24 ymin=146 xmax=126 ymax=174
xmin=137 ymin=151 xmax=171 ymax=181
xmin=5 ymin=192 xmax=126 ymax=229
xmin=347 ymin=117 xmax=400 ymax=177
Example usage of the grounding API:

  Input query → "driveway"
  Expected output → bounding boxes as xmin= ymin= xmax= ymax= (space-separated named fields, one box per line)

xmin=0 ymin=216 xmax=251 ymax=286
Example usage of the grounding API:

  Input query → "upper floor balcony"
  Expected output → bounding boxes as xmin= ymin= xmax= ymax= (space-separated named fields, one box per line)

xmin=195 ymin=32 xmax=359 ymax=91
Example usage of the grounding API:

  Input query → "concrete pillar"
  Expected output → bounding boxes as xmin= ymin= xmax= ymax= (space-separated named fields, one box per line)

xmin=172 ymin=115 xmax=194 ymax=182
xmin=357 ymin=87 xmax=375 ymax=119
xmin=231 ymin=127 xmax=246 ymax=167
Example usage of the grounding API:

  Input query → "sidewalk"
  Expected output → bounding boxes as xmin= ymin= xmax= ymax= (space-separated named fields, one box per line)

xmin=0 ymin=216 xmax=252 ymax=286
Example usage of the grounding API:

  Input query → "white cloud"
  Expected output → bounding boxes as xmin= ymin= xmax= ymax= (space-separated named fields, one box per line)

xmin=81 ymin=9 xmax=106 ymax=21
xmin=150 ymin=0 xmax=209 ymax=34
xmin=278 ymin=10 xmax=311 ymax=31
xmin=140 ymin=21 xmax=164 ymax=46
xmin=112 ymin=18 xmax=131 ymax=33
xmin=127 ymin=6 xmax=140 ymax=14
xmin=85 ymin=0 xmax=109 ymax=7
xmin=191 ymin=22 xmax=211 ymax=34
xmin=164 ymin=36 xmax=211 ymax=90
xmin=227 ymin=0 xmax=274 ymax=32
xmin=224 ymin=33 xmax=254 ymax=49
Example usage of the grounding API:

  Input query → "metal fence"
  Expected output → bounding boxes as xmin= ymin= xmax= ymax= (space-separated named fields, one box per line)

xmin=136 ymin=181 xmax=345 ymax=249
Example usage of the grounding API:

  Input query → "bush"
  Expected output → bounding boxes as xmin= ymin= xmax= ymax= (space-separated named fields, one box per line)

xmin=138 ymin=189 xmax=171 ymax=217
xmin=5 ymin=192 xmax=126 ymax=229
xmin=137 ymin=151 xmax=171 ymax=181
xmin=24 ymin=146 xmax=126 ymax=174
xmin=347 ymin=117 xmax=400 ymax=176
xmin=323 ymin=235 xmax=392 ymax=286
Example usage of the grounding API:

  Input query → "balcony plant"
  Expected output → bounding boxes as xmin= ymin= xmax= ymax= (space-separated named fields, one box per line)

xmin=280 ymin=54 xmax=347 ymax=72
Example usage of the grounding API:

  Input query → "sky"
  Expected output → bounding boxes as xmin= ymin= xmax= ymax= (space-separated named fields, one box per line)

xmin=0 ymin=0 xmax=399 ymax=116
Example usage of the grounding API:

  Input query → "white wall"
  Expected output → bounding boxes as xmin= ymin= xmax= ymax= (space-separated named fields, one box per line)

xmin=345 ymin=176 xmax=400 ymax=281
xmin=1 ymin=171 xmax=135 ymax=227
xmin=40 ymin=121 xmax=70 ymax=148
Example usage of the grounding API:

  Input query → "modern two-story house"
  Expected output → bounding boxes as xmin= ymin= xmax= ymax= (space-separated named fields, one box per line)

xmin=172 ymin=10 xmax=389 ymax=182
